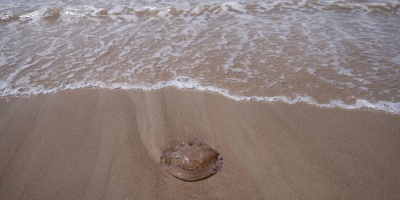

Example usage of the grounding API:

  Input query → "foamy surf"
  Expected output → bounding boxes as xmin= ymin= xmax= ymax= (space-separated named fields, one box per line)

xmin=1 ymin=0 xmax=400 ymax=114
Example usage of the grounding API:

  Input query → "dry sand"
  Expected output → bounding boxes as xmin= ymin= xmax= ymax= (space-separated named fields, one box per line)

xmin=0 ymin=88 xmax=399 ymax=200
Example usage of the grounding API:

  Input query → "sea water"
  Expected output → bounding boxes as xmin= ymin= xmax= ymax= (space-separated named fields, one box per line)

xmin=1 ymin=0 xmax=399 ymax=113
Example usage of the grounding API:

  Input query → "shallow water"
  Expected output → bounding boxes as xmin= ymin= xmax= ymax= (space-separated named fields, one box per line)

xmin=1 ymin=0 xmax=400 ymax=113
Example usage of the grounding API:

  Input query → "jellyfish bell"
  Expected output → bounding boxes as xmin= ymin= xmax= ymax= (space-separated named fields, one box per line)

xmin=159 ymin=139 xmax=223 ymax=181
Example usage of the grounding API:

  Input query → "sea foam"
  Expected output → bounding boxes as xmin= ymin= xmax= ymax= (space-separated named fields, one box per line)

xmin=1 ymin=0 xmax=400 ymax=114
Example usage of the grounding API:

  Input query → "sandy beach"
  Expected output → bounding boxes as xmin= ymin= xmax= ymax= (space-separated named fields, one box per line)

xmin=0 ymin=88 xmax=399 ymax=199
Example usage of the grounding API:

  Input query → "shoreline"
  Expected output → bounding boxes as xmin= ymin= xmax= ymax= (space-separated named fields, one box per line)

xmin=1 ymin=86 xmax=399 ymax=115
xmin=1 ymin=88 xmax=399 ymax=199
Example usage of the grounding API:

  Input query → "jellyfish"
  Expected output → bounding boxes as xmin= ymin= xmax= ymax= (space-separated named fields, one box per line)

xmin=159 ymin=139 xmax=223 ymax=181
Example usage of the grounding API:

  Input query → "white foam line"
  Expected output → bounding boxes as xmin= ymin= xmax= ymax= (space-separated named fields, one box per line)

xmin=2 ymin=77 xmax=399 ymax=114
xmin=92 ymin=80 xmax=400 ymax=115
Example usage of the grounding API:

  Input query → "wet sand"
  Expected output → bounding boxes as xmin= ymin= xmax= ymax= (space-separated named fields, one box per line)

xmin=0 ymin=88 xmax=399 ymax=199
